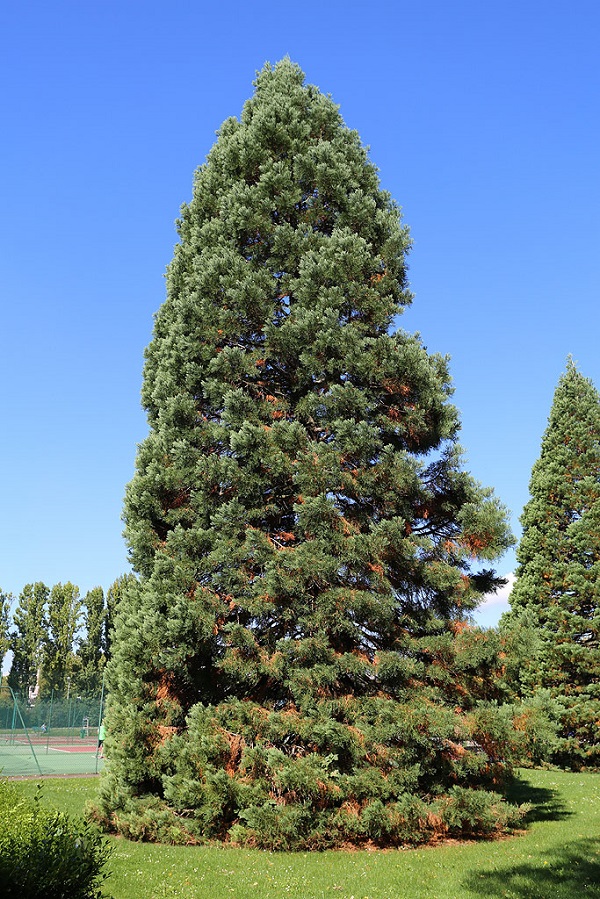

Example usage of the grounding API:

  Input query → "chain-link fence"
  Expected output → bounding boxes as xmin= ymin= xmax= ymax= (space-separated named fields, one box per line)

xmin=0 ymin=684 xmax=106 ymax=777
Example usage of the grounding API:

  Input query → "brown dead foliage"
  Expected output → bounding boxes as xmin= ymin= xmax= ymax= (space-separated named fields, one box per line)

xmin=169 ymin=490 xmax=190 ymax=510
xmin=340 ymin=798 xmax=362 ymax=817
xmin=450 ymin=619 xmax=472 ymax=635
xmin=156 ymin=725 xmax=178 ymax=746
xmin=155 ymin=670 xmax=179 ymax=705
xmin=218 ymin=729 xmax=246 ymax=776
xmin=382 ymin=378 xmax=411 ymax=396
xmin=442 ymin=739 xmax=467 ymax=758
xmin=346 ymin=725 xmax=366 ymax=746
xmin=425 ymin=812 xmax=447 ymax=837
xmin=461 ymin=531 xmax=493 ymax=555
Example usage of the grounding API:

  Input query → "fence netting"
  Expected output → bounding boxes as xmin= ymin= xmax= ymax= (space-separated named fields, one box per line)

xmin=0 ymin=685 xmax=105 ymax=777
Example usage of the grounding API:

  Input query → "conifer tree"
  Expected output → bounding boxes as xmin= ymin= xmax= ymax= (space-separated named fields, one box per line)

xmin=104 ymin=574 xmax=136 ymax=663
xmin=507 ymin=359 xmax=600 ymax=768
xmin=9 ymin=582 xmax=48 ymax=698
xmin=99 ymin=60 xmax=516 ymax=848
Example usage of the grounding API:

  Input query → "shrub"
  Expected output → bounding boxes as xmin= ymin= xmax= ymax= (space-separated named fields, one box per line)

xmin=509 ymin=691 xmax=560 ymax=766
xmin=0 ymin=780 xmax=111 ymax=898
xmin=439 ymin=785 xmax=528 ymax=837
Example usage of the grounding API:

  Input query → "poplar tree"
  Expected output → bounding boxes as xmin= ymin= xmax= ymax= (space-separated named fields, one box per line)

xmin=508 ymin=359 xmax=600 ymax=768
xmin=0 ymin=590 xmax=11 ymax=673
xmin=75 ymin=587 xmax=106 ymax=695
xmin=9 ymin=582 xmax=48 ymax=698
xmin=98 ymin=60 xmax=516 ymax=848
xmin=43 ymin=582 xmax=82 ymax=697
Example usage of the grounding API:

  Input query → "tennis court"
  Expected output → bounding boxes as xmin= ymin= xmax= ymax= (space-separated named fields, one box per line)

xmin=0 ymin=684 xmax=106 ymax=777
xmin=0 ymin=733 xmax=105 ymax=777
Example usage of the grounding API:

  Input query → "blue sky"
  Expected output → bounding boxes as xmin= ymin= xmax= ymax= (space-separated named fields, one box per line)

xmin=1 ymin=1 xmax=599 ymax=631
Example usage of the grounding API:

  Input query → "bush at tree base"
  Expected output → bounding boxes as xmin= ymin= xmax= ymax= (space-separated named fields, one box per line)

xmin=94 ymin=59 xmax=523 ymax=849
xmin=0 ymin=780 xmax=111 ymax=899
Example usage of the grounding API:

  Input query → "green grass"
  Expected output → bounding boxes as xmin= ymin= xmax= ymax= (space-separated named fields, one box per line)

xmin=14 ymin=770 xmax=600 ymax=899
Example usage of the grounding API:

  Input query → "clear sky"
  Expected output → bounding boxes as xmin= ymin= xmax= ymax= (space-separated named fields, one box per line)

xmin=1 ymin=1 xmax=599 ymax=630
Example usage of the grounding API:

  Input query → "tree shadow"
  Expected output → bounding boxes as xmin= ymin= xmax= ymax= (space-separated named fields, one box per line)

xmin=463 ymin=838 xmax=600 ymax=898
xmin=504 ymin=773 xmax=572 ymax=824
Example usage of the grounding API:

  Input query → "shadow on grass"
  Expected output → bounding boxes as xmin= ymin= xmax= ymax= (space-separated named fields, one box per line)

xmin=504 ymin=773 xmax=572 ymax=824
xmin=463 ymin=838 xmax=600 ymax=898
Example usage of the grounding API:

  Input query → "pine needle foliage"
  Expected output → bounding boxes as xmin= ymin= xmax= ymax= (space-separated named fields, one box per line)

xmin=98 ymin=60 xmax=516 ymax=848
xmin=507 ymin=359 xmax=600 ymax=768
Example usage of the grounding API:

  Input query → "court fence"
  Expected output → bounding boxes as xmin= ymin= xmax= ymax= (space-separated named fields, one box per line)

xmin=0 ymin=684 xmax=106 ymax=777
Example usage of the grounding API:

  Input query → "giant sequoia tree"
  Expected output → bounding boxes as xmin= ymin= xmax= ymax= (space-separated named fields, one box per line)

xmin=508 ymin=359 xmax=600 ymax=768
xmin=99 ymin=61 xmax=517 ymax=848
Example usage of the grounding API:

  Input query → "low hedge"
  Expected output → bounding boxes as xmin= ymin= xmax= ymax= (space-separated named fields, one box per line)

xmin=0 ymin=780 xmax=111 ymax=898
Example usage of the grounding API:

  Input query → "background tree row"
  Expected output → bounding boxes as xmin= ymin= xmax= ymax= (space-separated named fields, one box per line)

xmin=1 ymin=574 xmax=135 ymax=699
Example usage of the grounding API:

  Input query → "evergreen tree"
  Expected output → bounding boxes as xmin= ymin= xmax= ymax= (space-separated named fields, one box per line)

xmin=43 ymin=582 xmax=82 ymax=697
xmin=75 ymin=587 xmax=106 ymax=695
xmin=507 ymin=359 xmax=600 ymax=768
xmin=98 ymin=60 xmax=516 ymax=848
xmin=104 ymin=574 xmax=137 ymax=663
xmin=9 ymin=582 xmax=48 ymax=698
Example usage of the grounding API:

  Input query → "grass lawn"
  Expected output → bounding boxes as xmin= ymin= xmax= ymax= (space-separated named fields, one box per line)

xmin=14 ymin=769 xmax=600 ymax=899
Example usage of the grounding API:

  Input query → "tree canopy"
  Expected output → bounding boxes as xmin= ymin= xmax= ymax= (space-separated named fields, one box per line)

xmin=8 ymin=582 xmax=48 ymax=698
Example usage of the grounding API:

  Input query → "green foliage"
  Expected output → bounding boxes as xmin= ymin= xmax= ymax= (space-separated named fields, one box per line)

xmin=18 ymin=770 xmax=600 ymax=899
xmin=497 ymin=608 xmax=543 ymax=698
xmin=508 ymin=691 xmax=561 ymax=766
xmin=104 ymin=574 xmax=137 ymax=663
xmin=43 ymin=582 xmax=83 ymax=697
xmin=7 ymin=577 xmax=128 ymax=701
xmin=0 ymin=589 xmax=11 ymax=667
xmin=77 ymin=587 xmax=107 ymax=695
xmin=100 ymin=59 xmax=516 ymax=848
xmin=506 ymin=359 xmax=600 ymax=768
xmin=9 ymin=581 xmax=48 ymax=697
xmin=0 ymin=780 xmax=111 ymax=899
